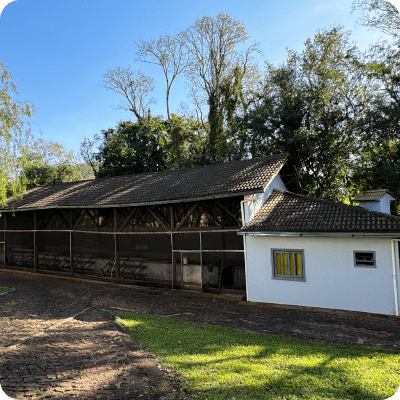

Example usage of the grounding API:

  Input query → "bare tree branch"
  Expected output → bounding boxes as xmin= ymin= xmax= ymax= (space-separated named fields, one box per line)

xmin=99 ymin=67 xmax=155 ymax=122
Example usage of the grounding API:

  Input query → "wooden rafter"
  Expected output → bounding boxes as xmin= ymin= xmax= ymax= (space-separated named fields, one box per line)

xmin=73 ymin=210 xmax=86 ymax=230
xmin=215 ymin=200 xmax=241 ymax=226
xmin=119 ymin=208 xmax=137 ymax=232
xmin=40 ymin=211 xmax=54 ymax=230
xmin=174 ymin=202 xmax=199 ymax=232
xmin=85 ymin=209 xmax=99 ymax=228
xmin=99 ymin=210 xmax=112 ymax=228
xmin=132 ymin=208 xmax=147 ymax=228
xmin=22 ymin=213 xmax=34 ymax=229
xmin=57 ymin=210 xmax=71 ymax=229
xmin=199 ymin=203 xmax=221 ymax=226
xmin=146 ymin=207 xmax=171 ymax=232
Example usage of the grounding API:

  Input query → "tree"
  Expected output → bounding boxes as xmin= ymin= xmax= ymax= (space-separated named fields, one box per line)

xmin=352 ymin=0 xmax=400 ymax=42
xmin=95 ymin=120 xmax=168 ymax=177
xmin=22 ymin=139 xmax=83 ymax=187
xmin=234 ymin=28 xmax=374 ymax=201
xmin=0 ymin=62 xmax=35 ymax=208
xmin=352 ymin=42 xmax=400 ymax=213
xmin=137 ymin=34 xmax=188 ymax=122
xmin=99 ymin=67 xmax=155 ymax=122
xmin=182 ymin=13 xmax=260 ymax=161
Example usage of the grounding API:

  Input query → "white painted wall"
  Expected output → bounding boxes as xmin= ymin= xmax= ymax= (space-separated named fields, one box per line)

xmin=242 ymin=173 xmax=287 ymax=224
xmin=245 ymin=235 xmax=397 ymax=315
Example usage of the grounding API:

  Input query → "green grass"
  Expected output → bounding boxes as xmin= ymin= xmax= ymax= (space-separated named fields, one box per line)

xmin=0 ymin=287 xmax=7 ymax=294
xmin=118 ymin=312 xmax=400 ymax=400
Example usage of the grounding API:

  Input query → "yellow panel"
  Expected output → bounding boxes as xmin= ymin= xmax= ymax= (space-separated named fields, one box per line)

xmin=289 ymin=253 xmax=294 ymax=275
xmin=295 ymin=253 xmax=302 ymax=276
xmin=282 ymin=253 xmax=287 ymax=275
xmin=276 ymin=253 xmax=281 ymax=275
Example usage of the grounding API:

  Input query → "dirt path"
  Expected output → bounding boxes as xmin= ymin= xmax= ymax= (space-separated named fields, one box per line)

xmin=1 ymin=269 xmax=399 ymax=399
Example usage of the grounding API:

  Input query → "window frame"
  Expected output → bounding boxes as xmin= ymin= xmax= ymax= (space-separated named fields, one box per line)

xmin=271 ymin=249 xmax=306 ymax=282
xmin=353 ymin=251 xmax=376 ymax=268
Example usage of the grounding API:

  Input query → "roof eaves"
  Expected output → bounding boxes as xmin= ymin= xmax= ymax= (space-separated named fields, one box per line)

xmin=1 ymin=189 xmax=265 ymax=213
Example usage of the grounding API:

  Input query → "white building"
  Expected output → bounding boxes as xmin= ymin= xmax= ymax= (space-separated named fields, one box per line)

xmin=239 ymin=179 xmax=400 ymax=316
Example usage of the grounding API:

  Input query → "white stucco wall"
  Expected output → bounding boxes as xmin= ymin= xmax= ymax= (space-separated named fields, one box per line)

xmin=243 ymin=173 xmax=287 ymax=224
xmin=245 ymin=235 xmax=398 ymax=315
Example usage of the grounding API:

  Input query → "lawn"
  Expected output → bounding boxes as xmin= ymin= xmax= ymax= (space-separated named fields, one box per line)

xmin=118 ymin=312 xmax=400 ymax=400
xmin=0 ymin=287 xmax=7 ymax=294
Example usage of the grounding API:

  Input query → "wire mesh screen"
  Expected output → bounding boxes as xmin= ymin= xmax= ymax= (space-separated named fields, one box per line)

xmin=0 ymin=232 xmax=4 ymax=242
xmin=174 ymin=232 xmax=200 ymax=250
xmin=201 ymin=231 xmax=243 ymax=251
xmin=6 ymin=231 xmax=34 ymax=250
xmin=119 ymin=234 xmax=171 ymax=262
xmin=5 ymin=232 xmax=34 ymax=269
xmin=36 ymin=231 xmax=70 ymax=254
xmin=72 ymin=232 xmax=114 ymax=259
xmin=6 ymin=212 xmax=34 ymax=230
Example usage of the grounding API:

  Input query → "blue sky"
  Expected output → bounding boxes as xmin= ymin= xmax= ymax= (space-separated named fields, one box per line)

xmin=0 ymin=0 xmax=392 ymax=157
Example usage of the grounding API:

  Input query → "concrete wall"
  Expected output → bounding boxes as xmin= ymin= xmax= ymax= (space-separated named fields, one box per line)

xmin=245 ymin=235 xmax=398 ymax=315
xmin=243 ymin=173 xmax=287 ymax=224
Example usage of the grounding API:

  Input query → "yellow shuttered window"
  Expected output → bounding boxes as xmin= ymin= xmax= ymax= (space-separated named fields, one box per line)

xmin=273 ymin=250 xmax=304 ymax=280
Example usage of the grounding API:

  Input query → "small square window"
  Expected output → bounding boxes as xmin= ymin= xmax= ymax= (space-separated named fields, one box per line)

xmin=354 ymin=251 xmax=376 ymax=268
xmin=272 ymin=249 xmax=305 ymax=281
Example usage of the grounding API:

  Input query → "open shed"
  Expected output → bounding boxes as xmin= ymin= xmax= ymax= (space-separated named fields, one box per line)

xmin=0 ymin=153 xmax=299 ymax=294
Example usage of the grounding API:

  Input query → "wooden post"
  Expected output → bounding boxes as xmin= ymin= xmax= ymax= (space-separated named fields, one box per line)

xmin=200 ymin=231 xmax=203 ymax=292
xmin=170 ymin=205 xmax=175 ymax=289
xmin=219 ymin=220 xmax=226 ymax=294
xmin=114 ymin=208 xmax=120 ymax=281
xmin=171 ymin=233 xmax=175 ymax=289
xmin=33 ymin=211 xmax=38 ymax=273
xmin=3 ymin=213 xmax=6 ymax=269
xmin=70 ymin=209 xmax=74 ymax=277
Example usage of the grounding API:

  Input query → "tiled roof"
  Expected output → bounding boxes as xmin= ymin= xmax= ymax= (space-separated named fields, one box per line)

xmin=240 ymin=189 xmax=400 ymax=233
xmin=354 ymin=189 xmax=396 ymax=202
xmin=4 ymin=154 xmax=289 ymax=211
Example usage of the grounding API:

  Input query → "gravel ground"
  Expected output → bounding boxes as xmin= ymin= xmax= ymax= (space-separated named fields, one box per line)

xmin=1 ymin=269 xmax=399 ymax=399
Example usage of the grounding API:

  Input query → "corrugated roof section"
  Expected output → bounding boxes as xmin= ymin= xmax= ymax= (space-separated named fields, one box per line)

xmin=4 ymin=154 xmax=289 ymax=211
xmin=240 ymin=189 xmax=400 ymax=233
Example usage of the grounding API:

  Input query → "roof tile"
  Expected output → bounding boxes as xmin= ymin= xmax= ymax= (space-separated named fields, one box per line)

xmin=241 ymin=189 xmax=400 ymax=233
xmin=5 ymin=154 xmax=289 ymax=211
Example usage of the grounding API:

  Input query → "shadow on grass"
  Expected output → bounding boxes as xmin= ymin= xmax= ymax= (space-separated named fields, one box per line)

xmin=119 ymin=312 xmax=400 ymax=400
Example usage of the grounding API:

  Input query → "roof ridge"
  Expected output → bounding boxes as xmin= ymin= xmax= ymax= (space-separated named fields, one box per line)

xmin=24 ymin=153 xmax=289 ymax=191
xmin=271 ymin=189 xmax=400 ymax=221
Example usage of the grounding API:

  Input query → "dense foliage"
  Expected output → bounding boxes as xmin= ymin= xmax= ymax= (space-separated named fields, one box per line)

xmin=92 ymin=17 xmax=400 ymax=213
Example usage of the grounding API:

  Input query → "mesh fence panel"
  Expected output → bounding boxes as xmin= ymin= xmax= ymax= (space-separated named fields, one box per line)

xmin=6 ymin=213 xmax=33 ymax=230
xmin=201 ymin=231 xmax=243 ymax=251
xmin=6 ymin=231 xmax=34 ymax=251
xmin=36 ymin=231 xmax=70 ymax=253
xmin=72 ymin=232 xmax=114 ymax=259
xmin=119 ymin=233 xmax=171 ymax=261
xmin=174 ymin=232 xmax=200 ymax=250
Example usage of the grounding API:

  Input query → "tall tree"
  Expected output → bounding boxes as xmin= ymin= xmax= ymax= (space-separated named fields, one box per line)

xmin=182 ymin=13 xmax=260 ymax=161
xmin=95 ymin=120 xmax=168 ymax=177
xmin=352 ymin=0 xmax=400 ymax=42
xmin=352 ymin=42 xmax=400 ymax=213
xmin=235 ymin=28 xmax=373 ymax=201
xmin=137 ymin=34 xmax=188 ymax=122
xmin=99 ymin=67 xmax=155 ymax=122
xmin=22 ymin=139 xmax=83 ymax=187
xmin=0 ymin=62 xmax=35 ymax=207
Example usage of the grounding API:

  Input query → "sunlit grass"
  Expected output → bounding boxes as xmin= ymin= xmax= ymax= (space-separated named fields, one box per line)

xmin=0 ymin=287 xmax=7 ymax=294
xmin=118 ymin=312 xmax=400 ymax=400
